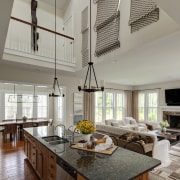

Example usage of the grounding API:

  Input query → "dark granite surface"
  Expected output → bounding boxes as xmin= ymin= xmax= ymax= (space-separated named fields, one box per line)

xmin=24 ymin=126 xmax=161 ymax=180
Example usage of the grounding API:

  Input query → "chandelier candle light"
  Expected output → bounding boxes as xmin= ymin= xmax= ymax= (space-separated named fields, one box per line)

xmin=49 ymin=0 xmax=64 ymax=97
xmin=78 ymin=0 xmax=104 ymax=93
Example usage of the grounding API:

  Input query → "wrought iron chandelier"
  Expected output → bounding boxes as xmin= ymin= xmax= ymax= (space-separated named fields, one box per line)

xmin=78 ymin=0 xmax=104 ymax=93
xmin=49 ymin=0 xmax=64 ymax=97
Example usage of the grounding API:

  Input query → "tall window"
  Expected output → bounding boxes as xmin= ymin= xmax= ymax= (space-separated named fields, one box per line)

xmin=57 ymin=97 xmax=64 ymax=121
xmin=95 ymin=90 xmax=124 ymax=123
xmin=105 ymin=92 xmax=114 ymax=119
xmin=138 ymin=91 xmax=159 ymax=122
xmin=116 ymin=93 xmax=123 ymax=120
xmin=22 ymin=94 xmax=33 ymax=118
xmin=95 ymin=92 xmax=103 ymax=122
xmin=4 ymin=93 xmax=48 ymax=120
xmin=37 ymin=95 xmax=47 ymax=118
xmin=5 ymin=93 xmax=17 ymax=119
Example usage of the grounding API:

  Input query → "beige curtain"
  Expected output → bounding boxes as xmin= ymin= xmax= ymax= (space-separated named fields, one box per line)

xmin=124 ymin=90 xmax=132 ymax=117
xmin=83 ymin=92 xmax=95 ymax=122
xmin=132 ymin=91 xmax=139 ymax=122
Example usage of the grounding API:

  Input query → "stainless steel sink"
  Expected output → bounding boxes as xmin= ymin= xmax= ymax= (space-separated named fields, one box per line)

xmin=42 ymin=135 xmax=69 ymax=145
xmin=42 ymin=135 xmax=61 ymax=142
xmin=49 ymin=139 xmax=68 ymax=145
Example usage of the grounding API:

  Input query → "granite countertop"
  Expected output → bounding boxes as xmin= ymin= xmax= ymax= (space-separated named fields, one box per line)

xmin=24 ymin=126 xmax=161 ymax=180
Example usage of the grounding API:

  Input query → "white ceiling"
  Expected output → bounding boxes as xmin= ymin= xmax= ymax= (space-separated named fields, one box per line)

xmin=1 ymin=0 xmax=180 ymax=87
xmin=88 ymin=30 xmax=180 ymax=86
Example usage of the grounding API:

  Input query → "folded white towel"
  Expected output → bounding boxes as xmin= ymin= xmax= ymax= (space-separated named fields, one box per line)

xmin=95 ymin=135 xmax=113 ymax=151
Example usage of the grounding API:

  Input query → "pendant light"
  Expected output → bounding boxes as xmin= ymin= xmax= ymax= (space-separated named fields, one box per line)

xmin=49 ymin=0 xmax=64 ymax=97
xmin=78 ymin=0 xmax=104 ymax=93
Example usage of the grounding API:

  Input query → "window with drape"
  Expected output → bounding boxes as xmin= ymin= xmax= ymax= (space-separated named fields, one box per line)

xmin=1 ymin=84 xmax=50 ymax=120
xmin=5 ymin=93 xmax=17 ymax=119
xmin=54 ymin=94 xmax=65 ymax=123
xmin=95 ymin=90 xmax=124 ymax=123
xmin=129 ymin=0 xmax=159 ymax=33
xmin=138 ymin=90 xmax=159 ymax=122
xmin=94 ymin=0 xmax=120 ymax=57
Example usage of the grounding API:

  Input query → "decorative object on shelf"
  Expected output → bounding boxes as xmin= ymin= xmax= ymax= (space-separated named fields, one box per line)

xmin=159 ymin=120 xmax=169 ymax=132
xmin=78 ymin=0 xmax=104 ymax=93
xmin=49 ymin=0 xmax=64 ymax=97
xmin=76 ymin=120 xmax=95 ymax=142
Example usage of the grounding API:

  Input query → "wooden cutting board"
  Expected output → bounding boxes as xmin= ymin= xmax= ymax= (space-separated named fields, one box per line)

xmin=70 ymin=144 xmax=118 ymax=155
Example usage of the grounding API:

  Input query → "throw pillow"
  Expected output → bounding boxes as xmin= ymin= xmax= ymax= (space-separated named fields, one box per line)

xmin=111 ymin=122 xmax=120 ymax=127
xmin=105 ymin=119 xmax=114 ymax=125
xmin=146 ymin=124 xmax=153 ymax=131
xmin=124 ymin=117 xmax=136 ymax=124
xmin=129 ymin=119 xmax=137 ymax=125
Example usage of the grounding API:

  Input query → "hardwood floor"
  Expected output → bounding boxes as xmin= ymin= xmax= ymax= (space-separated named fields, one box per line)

xmin=0 ymin=133 xmax=40 ymax=180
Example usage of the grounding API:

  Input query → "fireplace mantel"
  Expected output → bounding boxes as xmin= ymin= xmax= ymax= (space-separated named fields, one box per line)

xmin=160 ymin=106 xmax=180 ymax=109
xmin=159 ymin=106 xmax=180 ymax=121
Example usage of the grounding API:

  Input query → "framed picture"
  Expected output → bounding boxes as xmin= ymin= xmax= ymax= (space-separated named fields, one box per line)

xmin=74 ymin=92 xmax=83 ymax=103
xmin=73 ymin=92 xmax=83 ymax=124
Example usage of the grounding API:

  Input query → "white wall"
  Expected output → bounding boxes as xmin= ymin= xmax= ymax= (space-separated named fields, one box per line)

xmin=72 ymin=0 xmax=180 ymax=70
xmin=0 ymin=63 xmax=132 ymax=127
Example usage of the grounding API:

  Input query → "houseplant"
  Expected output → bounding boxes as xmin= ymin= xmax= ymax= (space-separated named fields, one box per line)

xmin=159 ymin=120 xmax=169 ymax=132
xmin=76 ymin=120 xmax=95 ymax=142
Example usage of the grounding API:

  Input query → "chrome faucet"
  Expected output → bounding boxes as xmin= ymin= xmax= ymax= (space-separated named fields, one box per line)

xmin=72 ymin=127 xmax=80 ymax=143
xmin=55 ymin=124 xmax=66 ymax=137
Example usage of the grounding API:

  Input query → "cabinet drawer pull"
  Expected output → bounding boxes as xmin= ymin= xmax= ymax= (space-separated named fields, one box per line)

xmin=50 ymin=155 xmax=54 ymax=160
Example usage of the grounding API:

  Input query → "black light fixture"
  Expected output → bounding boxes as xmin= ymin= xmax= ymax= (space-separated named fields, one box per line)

xmin=78 ymin=0 xmax=104 ymax=93
xmin=49 ymin=0 xmax=64 ymax=97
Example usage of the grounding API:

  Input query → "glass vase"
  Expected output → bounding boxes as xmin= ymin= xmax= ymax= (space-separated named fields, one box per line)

xmin=161 ymin=127 xmax=166 ymax=132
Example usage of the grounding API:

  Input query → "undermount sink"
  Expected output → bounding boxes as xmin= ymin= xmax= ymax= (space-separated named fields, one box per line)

xmin=42 ymin=135 xmax=61 ymax=142
xmin=49 ymin=139 xmax=68 ymax=145
xmin=42 ymin=135 xmax=69 ymax=145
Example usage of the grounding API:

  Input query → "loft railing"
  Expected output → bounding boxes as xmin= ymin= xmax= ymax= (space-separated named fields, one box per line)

xmin=4 ymin=16 xmax=75 ymax=66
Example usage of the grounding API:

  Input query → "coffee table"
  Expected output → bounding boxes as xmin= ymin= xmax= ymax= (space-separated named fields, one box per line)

xmin=153 ymin=130 xmax=180 ymax=144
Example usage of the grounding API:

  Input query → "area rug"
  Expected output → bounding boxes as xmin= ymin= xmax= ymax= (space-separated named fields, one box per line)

xmin=149 ymin=143 xmax=180 ymax=180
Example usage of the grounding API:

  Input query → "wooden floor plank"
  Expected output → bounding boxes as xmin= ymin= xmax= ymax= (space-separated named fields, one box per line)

xmin=0 ymin=132 xmax=40 ymax=180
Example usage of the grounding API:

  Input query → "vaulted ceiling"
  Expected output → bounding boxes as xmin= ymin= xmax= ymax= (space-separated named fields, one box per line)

xmin=1 ymin=0 xmax=180 ymax=86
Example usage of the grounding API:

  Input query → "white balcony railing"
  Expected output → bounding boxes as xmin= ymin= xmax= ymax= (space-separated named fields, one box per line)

xmin=4 ymin=17 xmax=75 ymax=67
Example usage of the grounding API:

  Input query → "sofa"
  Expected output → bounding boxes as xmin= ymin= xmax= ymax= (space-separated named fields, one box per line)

xmin=95 ymin=124 xmax=170 ymax=163
xmin=105 ymin=117 xmax=147 ymax=132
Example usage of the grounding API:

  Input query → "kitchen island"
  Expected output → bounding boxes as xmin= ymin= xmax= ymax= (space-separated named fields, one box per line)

xmin=24 ymin=126 xmax=161 ymax=180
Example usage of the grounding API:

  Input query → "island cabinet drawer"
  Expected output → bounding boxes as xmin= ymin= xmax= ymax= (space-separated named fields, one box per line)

xmin=48 ymin=151 xmax=56 ymax=163
xmin=47 ymin=151 xmax=56 ymax=180
xmin=47 ymin=171 xmax=56 ymax=180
